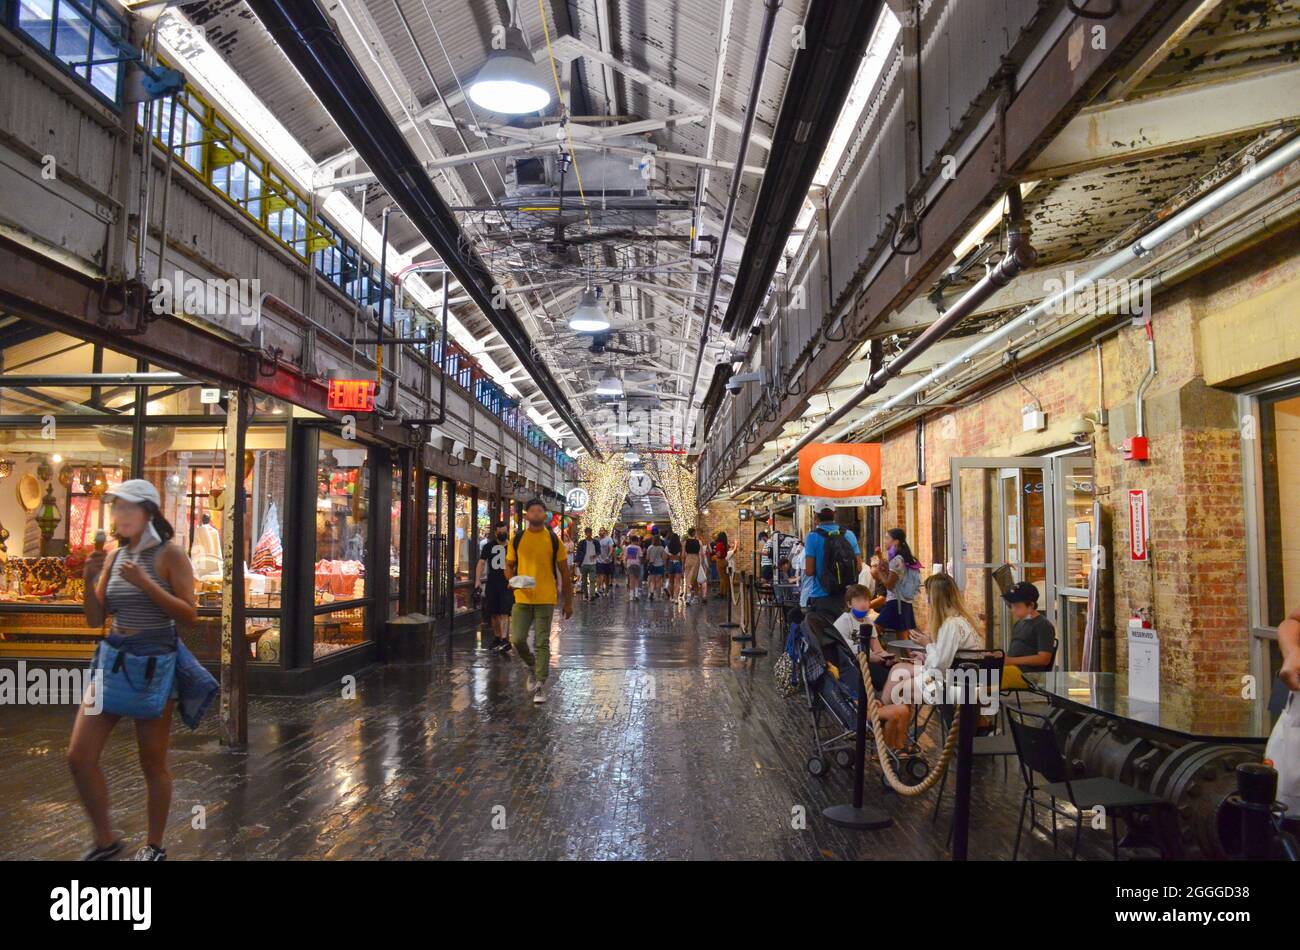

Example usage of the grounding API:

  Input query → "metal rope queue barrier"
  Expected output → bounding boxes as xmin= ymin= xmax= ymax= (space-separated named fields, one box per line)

xmin=739 ymin=572 xmax=766 ymax=657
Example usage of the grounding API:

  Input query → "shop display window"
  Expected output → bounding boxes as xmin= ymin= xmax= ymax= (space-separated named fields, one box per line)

xmin=312 ymin=432 xmax=369 ymax=656
xmin=0 ymin=433 xmax=126 ymax=622
xmin=389 ymin=461 xmax=403 ymax=618
xmin=141 ymin=424 xmax=288 ymax=611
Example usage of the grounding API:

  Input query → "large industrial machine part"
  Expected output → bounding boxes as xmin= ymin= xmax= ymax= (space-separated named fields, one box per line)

xmin=1048 ymin=708 xmax=1259 ymax=860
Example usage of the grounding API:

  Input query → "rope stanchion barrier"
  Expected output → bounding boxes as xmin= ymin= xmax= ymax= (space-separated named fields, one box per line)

xmin=855 ymin=651 xmax=961 ymax=797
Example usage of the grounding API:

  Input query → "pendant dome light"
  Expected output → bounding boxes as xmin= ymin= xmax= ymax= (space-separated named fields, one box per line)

xmin=568 ymin=287 xmax=610 ymax=333
xmin=467 ymin=6 xmax=552 ymax=116
xmin=595 ymin=361 xmax=623 ymax=396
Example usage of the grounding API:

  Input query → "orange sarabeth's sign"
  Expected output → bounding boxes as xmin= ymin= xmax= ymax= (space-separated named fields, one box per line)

xmin=798 ymin=443 xmax=882 ymax=505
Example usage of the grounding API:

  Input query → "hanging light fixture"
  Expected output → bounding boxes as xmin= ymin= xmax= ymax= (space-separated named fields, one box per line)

xmin=467 ymin=5 xmax=552 ymax=115
xmin=595 ymin=371 xmax=623 ymax=396
xmin=568 ymin=288 xmax=610 ymax=333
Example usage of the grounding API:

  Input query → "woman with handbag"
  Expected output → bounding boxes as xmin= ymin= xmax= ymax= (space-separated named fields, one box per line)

xmin=70 ymin=479 xmax=216 ymax=862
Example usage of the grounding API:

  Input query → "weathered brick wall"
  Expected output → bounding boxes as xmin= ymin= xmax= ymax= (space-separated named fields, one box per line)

xmin=873 ymin=230 xmax=1300 ymax=697
xmin=697 ymin=498 xmax=760 ymax=577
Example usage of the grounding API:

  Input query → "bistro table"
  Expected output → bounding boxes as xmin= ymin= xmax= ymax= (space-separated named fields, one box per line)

xmin=1030 ymin=671 xmax=1272 ymax=744
xmin=1026 ymin=672 xmax=1272 ymax=858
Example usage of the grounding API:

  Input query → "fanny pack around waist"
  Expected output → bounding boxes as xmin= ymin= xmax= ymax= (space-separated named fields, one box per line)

xmin=94 ymin=627 xmax=178 ymax=719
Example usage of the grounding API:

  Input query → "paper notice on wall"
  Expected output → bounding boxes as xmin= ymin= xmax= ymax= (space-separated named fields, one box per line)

xmin=1127 ymin=619 xmax=1160 ymax=702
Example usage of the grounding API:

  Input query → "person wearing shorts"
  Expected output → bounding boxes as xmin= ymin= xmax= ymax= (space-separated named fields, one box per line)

xmin=477 ymin=522 xmax=515 ymax=654
xmin=665 ymin=531 xmax=684 ymax=600
xmin=624 ymin=535 xmax=644 ymax=601
xmin=645 ymin=536 xmax=668 ymax=601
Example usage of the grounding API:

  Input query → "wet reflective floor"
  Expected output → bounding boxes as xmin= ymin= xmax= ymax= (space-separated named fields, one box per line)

xmin=0 ymin=590 xmax=1106 ymax=860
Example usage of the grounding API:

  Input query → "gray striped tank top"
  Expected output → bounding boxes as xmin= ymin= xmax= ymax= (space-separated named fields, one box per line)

xmin=106 ymin=544 xmax=174 ymax=630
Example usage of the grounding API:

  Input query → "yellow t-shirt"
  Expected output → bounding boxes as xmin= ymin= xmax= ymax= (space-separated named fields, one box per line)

xmin=507 ymin=528 xmax=566 ymax=605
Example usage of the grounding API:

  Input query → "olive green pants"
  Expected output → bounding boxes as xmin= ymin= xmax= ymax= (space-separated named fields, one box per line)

xmin=510 ymin=603 xmax=555 ymax=682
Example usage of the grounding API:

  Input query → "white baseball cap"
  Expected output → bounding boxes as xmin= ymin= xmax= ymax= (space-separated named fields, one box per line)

xmin=105 ymin=478 xmax=161 ymax=508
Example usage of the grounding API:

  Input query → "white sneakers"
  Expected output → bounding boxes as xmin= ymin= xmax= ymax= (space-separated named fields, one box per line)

xmin=533 ymin=681 xmax=547 ymax=704
xmin=525 ymin=673 xmax=537 ymax=693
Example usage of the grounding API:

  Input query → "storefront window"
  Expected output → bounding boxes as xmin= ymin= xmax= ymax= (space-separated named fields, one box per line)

xmin=0 ymin=432 xmax=126 ymax=619
xmin=140 ymin=424 xmax=288 ymax=611
xmin=313 ymin=432 xmax=369 ymax=657
xmin=453 ymin=487 xmax=473 ymax=612
xmin=1259 ymin=388 xmax=1300 ymax=626
xmin=389 ymin=461 xmax=403 ymax=618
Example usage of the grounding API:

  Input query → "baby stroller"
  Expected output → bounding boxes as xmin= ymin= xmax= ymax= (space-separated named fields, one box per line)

xmin=794 ymin=613 xmax=931 ymax=785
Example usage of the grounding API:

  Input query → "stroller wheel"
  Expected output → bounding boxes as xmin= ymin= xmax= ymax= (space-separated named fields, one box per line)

xmin=900 ymin=756 xmax=930 ymax=786
xmin=806 ymin=756 xmax=828 ymax=778
xmin=834 ymin=749 xmax=854 ymax=770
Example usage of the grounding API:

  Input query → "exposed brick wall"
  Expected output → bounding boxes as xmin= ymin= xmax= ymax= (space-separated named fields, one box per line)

xmin=870 ymin=232 xmax=1300 ymax=697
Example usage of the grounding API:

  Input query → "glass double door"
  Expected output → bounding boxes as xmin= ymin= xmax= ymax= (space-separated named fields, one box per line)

xmin=951 ymin=454 xmax=1097 ymax=670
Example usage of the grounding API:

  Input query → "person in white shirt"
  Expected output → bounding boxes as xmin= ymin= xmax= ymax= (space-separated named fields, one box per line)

xmin=596 ymin=528 xmax=614 ymax=594
xmin=883 ymin=572 xmax=982 ymax=707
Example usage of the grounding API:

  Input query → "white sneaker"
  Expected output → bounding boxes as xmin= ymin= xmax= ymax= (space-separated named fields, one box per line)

xmin=525 ymin=673 xmax=537 ymax=693
xmin=533 ymin=682 xmax=547 ymax=705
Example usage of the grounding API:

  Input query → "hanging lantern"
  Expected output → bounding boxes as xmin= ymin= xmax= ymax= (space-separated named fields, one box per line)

xmin=36 ymin=458 xmax=53 ymax=483
xmin=84 ymin=463 xmax=108 ymax=498
xmin=0 ymin=458 xmax=15 ymax=479
xmin=58 ymin=464 xmax=75 ymax=488
xmin=35 ymin=484 xmax=61 ymax=540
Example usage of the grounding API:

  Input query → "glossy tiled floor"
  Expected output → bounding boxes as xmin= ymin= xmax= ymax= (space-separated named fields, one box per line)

xmin=0 ymin=588 xmax=1107 ymax=860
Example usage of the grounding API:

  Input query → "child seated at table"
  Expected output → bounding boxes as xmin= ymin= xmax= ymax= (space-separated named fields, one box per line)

xmin=1000 ymin=581 xmax=1056 ymax=689
xmin=831 ymin=585 xmax=910 ymax=750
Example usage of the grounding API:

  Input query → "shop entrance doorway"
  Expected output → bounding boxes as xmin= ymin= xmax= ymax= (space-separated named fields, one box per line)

xmin=951 ymin=452 xmax=1099 ymax=670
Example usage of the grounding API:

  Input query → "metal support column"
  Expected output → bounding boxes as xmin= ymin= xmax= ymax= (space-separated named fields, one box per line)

xmin=219 ymin=388 xmax=249 ymax=748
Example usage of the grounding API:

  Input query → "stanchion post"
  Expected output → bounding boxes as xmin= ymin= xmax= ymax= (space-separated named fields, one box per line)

xmin=950 ymin=654 xmax=998 ymax=860
xmin=740 ymin=572 xmax=767 ymax=656
xmin=823 ymin=623 xmax=891 ymax=830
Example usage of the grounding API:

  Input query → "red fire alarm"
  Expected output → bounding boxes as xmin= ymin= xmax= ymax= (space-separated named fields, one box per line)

xmin=327 ymin=378 xmax=377 ymax=412
xmin=1122 ymin=435 xmax=1149 ymax=462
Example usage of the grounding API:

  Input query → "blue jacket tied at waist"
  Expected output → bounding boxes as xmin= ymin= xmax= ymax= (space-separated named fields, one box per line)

xmin=107 ymin=626 xmax=218 ymax=730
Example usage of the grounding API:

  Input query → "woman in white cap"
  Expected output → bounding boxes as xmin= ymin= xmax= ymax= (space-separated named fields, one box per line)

xmin=69 ymin=478 xmax=216 ymax=861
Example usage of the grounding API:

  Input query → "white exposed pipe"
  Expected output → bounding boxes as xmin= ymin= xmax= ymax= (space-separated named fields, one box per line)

xmin=735 ymin=132 xmax=1300 ymax=493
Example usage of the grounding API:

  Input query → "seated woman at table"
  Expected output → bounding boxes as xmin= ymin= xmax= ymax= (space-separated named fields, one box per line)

xmin=883 ymin=572 xmax=982 ymax=707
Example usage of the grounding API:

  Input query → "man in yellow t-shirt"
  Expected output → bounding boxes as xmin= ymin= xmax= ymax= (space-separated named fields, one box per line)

xmin=505 ymin=498 xmax=572 ymax=704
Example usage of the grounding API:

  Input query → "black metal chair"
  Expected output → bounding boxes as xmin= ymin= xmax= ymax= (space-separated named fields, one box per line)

xmin=1004 ymin=706 xmax=1170 ymax=860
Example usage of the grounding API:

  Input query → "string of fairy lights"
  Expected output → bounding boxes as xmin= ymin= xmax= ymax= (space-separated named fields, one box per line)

xmin=650 ymin=454 xmax=697 ymax=536
xmin=576 ymin=454 xmax=628 ymax=536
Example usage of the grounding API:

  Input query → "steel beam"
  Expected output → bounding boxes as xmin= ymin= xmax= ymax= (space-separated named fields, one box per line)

xmin=1028 ymin=63 xmax=1300 ymax=178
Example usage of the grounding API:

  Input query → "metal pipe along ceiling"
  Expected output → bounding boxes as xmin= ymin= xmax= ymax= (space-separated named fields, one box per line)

xmin=242 ymin=0 xmax=597 ymax=455
xmin=735 ymin=132 xmax=1300 ymax=495
xmin=683 ymin=0 xmax=782 ymax=433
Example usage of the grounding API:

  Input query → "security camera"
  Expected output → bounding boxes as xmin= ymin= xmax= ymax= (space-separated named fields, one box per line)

xmin=1070 ymin=415 xmax=1096 ymax=445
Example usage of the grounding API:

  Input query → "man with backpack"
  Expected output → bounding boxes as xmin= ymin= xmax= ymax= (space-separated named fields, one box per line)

xmin=803 ymin=507 xmax=862 ymax=621
xmin=505 ymin=499 xmax=573 ymax=705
